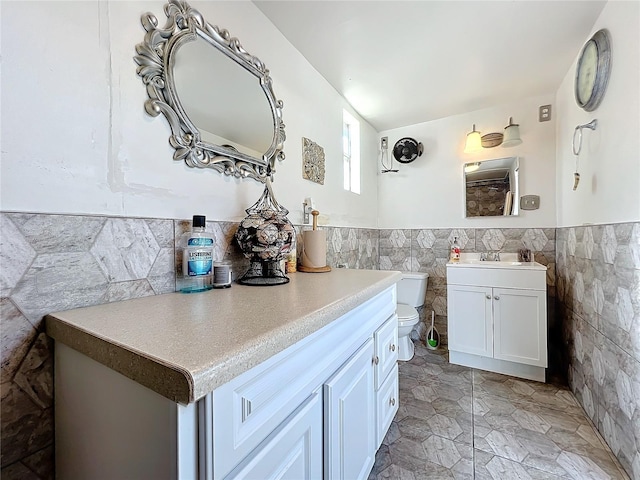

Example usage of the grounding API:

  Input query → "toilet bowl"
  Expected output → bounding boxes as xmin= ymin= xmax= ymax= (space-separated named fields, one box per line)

xmin=397 ymin=303 xmax=420 ymax=361
xmin=396 ymin=272 xmax=429 ymax=361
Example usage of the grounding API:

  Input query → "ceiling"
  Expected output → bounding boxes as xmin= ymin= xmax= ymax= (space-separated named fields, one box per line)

xmin=253 ymin=1 xmax=607 ymax=132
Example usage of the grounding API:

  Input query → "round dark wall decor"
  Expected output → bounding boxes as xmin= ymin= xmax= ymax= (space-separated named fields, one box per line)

xmin=392 ymin=137 xmax=424 ymax=164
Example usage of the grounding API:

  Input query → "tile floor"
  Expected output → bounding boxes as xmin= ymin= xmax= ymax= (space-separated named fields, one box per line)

xmin=369 ymin=342 xmax=630 ymax=479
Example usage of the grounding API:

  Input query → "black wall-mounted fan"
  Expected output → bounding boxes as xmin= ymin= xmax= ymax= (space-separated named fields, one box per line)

xmin=392 ymin=137 xmax=423 ymax=164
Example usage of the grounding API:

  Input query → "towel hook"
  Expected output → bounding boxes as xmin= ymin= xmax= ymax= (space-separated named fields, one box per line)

xmin=572 ymin=119 xmax=598 ymax=156
xmin=571 ymin=119 xmax=597 ymax=191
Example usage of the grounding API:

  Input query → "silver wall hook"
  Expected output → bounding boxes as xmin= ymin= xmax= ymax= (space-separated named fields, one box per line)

xmin=572 ymin=119 xmax=598 ymax=156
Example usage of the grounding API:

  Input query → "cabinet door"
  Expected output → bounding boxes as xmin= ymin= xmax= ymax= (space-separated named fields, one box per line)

xmin=374 ymin=314 xmax=398 ymax=390
xmin=225 ymin=392 xmax=322 ymax=480
xmin=324 ymin=338 xmax=375 ymax=480
xmin=493 ymin=288 xmax=547 ymax=367
xmin=447 ymin=285 xmax=493 ymax=357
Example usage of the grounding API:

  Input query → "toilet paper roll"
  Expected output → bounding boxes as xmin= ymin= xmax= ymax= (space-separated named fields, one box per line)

xmin=302 ymin=230 xmax=327 ymax=268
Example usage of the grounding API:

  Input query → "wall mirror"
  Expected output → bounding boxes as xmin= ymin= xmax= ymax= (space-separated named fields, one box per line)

xmin=134 ymin=0 xmax=286 ymax=182
xmin=464 ymin=157 xmax=519 ymax=217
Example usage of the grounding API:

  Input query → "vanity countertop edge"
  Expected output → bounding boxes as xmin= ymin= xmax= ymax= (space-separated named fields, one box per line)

xmin=45 ymin=269 xmax=402 ymax=405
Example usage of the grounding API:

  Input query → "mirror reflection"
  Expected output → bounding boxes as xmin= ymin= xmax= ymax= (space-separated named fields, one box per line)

xmin=464 ymin=157 xmax=519 ymax=217
xmin=173 ymin=37 xmax=275 ymax=158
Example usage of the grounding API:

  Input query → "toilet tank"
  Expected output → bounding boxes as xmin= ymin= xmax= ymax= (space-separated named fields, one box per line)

xmin=397 ymin=272 xmax=429 ymax=308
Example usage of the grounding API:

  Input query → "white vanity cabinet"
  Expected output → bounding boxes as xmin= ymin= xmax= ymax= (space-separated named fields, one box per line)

xmin=323 ymin=314 xmax=399 ymax=480
xmin=50 ymin=273 xmax=401 ymax=480
xmin=213 ymin=298 xmax=397 ymax=480
xmin=447 ymin=262 xmax=547 ymax=382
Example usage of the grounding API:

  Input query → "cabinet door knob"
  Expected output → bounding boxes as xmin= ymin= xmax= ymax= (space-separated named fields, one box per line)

xmin=494 ymin=295 xmax=500 ymax=300
xmin=486 ymin=294 xmax=491 ymax=300
xmin=390 ymin=397 xmax=396 ymax=406
xmin=390 ymin=344 xmax=396 ymax=352
xmin=373 ymin=356 xmax=379 ymax=365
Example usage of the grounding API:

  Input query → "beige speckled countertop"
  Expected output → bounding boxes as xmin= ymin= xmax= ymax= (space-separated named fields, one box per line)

xmin=46 ymin=269 xmax=402 ymax=404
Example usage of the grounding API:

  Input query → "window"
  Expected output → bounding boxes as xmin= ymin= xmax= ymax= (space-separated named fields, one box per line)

xmin=342 ymin=110 xmax=360 ymax=194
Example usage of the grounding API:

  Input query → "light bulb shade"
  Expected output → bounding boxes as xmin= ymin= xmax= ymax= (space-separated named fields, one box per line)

xmin=502 ymin=117 xmax=522 ymax=147
xmin=464 ymin=125 xmax=482 ymax=153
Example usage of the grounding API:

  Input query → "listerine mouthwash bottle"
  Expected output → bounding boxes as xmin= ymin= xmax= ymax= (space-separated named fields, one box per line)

xmin=180 ymin=215 xmax=214 ymax=293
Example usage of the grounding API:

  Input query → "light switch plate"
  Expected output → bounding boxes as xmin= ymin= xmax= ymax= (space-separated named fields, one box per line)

xmin=520 ymin=195 xmax=540 ymax=210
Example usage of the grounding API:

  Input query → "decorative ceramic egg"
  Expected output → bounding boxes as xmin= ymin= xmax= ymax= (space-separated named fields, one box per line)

xmin=235 ymin=179 xmax=294 ymax=285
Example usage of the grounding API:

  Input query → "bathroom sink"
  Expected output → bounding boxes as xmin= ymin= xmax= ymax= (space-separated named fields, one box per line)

xmin=452 ymin=260 xmax=545 ymax=270
xmin=448 ymin=254 xmax=546 ymax=271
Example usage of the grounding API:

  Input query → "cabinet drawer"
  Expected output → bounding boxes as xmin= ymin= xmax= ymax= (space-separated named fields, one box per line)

xmin=447 ymin=266 xmax=545 ymax=290
xmin=374 ymin=314 xmax=398 ymax=390
xmin=376 ymin=364 xmax=398 ymax=448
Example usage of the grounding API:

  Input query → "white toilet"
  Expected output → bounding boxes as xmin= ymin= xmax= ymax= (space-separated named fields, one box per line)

xmin=396 ymin=272 xmax=429 ymax=361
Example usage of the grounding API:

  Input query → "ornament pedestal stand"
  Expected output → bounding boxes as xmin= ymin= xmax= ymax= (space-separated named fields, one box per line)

xmin=238 ymin=260 xmax=289 ymax=286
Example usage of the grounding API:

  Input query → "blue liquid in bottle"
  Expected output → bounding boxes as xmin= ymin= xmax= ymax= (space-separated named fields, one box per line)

xmin=180 ymin=215 xmax=214 ymax=293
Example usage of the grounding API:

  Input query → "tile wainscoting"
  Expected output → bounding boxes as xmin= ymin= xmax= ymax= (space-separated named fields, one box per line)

xmin=0 ymin=212 xmax=380 ymax=478
xmin=2 ymin=211 xmax=637 ymax=478
xmin=556 ymin=223 xmax=640 ymax=478
xmin=1 ymin=213 xmax=178 ymax=479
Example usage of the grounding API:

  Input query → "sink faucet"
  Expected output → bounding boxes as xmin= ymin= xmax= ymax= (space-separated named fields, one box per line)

xmin=493 ymin=252 xmax=501 ymax=261
xmin=479 ymin=253 xmax=487 ymax=261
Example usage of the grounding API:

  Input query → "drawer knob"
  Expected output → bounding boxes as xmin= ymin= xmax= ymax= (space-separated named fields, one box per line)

xmin=390 ymin=344 xmax=396 ymax=352
xmin=373 ymin=356 xmax=379 ymax=365
xmin=390 ymin=397 xmax=396 ymax=406
xmin=494 ymin=295 xmax=500 ymax=300
xmin=486 ymin=294 xmax=491 ymax=300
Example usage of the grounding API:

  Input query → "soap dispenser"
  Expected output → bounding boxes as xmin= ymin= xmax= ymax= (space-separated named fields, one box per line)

xmin=450 ymin=236 xmax=461 ymax=263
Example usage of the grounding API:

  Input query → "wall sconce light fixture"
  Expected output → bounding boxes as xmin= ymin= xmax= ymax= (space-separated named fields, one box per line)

xmin=502 ymin=117 xmax=522 ymax=147
xmin=464 ymin=124 xmax=482 ymax=153
xmin=464 ymin=117 xmax=523 ymax=152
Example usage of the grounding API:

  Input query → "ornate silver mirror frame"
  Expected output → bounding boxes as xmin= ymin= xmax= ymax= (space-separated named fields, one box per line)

xmin=134 ymin=0 xmax=285 ymax=182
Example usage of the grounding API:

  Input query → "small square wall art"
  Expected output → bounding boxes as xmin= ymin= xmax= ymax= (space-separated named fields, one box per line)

xmin=302 ymin=137 xmax=325 ymax=185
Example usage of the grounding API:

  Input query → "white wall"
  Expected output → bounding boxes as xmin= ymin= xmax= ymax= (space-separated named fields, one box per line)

xmin=0 ymin=1 xmax=379 ymax=228
xmin=555 ymin=1 xmax=640 ymax=227
xmin=377 ymin=95 xmax=557 ymax=229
